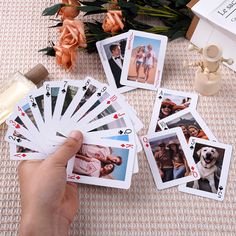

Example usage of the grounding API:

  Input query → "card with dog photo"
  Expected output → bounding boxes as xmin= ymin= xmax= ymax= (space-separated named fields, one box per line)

xmin=178 ymin=138 xmax=233 ymax=201
xmin=141 ymin=128 xmax=200 ymax=190
xmin=66 ymin=137 xmax=136 ymax=189
xmin=158 ymin=108 xmax=217 ymax=143
xmin=148 ymin=88 xmax=198 ymax=133
xmin=120 ymin=30 xmax=167 ymax=91
xmin=96 ymin=32 xmax=135 ymax=93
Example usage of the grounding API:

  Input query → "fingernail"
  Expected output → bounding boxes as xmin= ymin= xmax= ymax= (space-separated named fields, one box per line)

xmin=69 ymin=131 xmax=82 ymax=141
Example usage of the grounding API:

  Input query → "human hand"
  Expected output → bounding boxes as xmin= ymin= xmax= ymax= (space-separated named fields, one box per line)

xmin=18 ymin=131 xmax=83 ymax=236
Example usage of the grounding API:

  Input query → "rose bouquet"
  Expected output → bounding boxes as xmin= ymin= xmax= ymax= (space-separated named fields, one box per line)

xmin=40 ymin=0 xmax=192 ymax=70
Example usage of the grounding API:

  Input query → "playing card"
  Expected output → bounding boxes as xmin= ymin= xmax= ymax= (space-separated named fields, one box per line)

xmin=9 ymin=143 xmax=46 ymax=160
xmin=54 ymin=78 xmax=108 ymax=137
xmin=66 ymin=137 xmax=136 ymax=189
xmin=96 ymin=32 xmax=135 ymax=93
xmin=5 ymin=77 xmax=140 ymax=189
xmin=14 ymin=98 xmax=48 ymax=152
xmin=120 ymin=30 xmax=168 ymax=90
xmin=158 ymin=108 xmax=217 ymax=143
xmin=5 ymin=127 xmax=45 ymax=153
xmin=141 ymin=128 xmax=200 ymax=190
xmin=178 ymin=138 xmax=232 ymax=201
xmin=148 ymin=88 xmax=198 ymax=132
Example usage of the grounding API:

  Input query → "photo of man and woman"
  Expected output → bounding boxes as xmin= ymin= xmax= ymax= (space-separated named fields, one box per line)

xmin=127 ymin=36 xmax=160 ymax=84
xmin=73 ymin=144 xmax=129 ymax=181
xmin=150 ymin=134 xmax=190 ymax=183
xmin=164 ymin=112 xmax=209 ymax=142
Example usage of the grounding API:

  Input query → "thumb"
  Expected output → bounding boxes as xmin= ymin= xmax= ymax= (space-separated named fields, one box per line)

xmin=49 ymin=131 xmax=83 ymax=166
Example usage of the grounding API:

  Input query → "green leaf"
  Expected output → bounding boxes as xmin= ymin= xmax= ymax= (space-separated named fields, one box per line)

xmin=78 ymin=0 xmax=108 ymax=6
xmin=49 ymin=22 xmax=63 ymax=28
xmin=42 ymin=3 xmax=65 ymax=16
xmin=38 ymin=47 xmax=55 ymax=57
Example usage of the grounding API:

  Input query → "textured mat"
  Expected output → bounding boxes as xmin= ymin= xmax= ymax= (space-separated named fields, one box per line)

xmin=0 ymin=1 xmax=236 ymax=235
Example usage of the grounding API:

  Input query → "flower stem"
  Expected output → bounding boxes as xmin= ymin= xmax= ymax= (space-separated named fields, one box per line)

xmin=137 ymin=5 xmax=177 ymax=17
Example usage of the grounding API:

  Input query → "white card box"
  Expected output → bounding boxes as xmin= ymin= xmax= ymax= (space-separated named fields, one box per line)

xmin=187 ymin=0 xmax=236 ymax=72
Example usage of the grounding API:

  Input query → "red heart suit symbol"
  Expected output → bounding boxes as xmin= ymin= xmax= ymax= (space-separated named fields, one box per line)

xmin=15 ymin=124 xmax=20 ymax=129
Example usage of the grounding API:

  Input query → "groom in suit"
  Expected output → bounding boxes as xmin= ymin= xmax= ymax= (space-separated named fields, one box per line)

xmin=108 ymin=43 xmax=124 ymax=88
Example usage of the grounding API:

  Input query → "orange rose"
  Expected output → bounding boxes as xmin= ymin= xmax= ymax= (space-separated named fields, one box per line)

xmin=54 ymin=46 xmax=77 ymax=70
xmin=54 ymin=19 xmax=87 ymax=70
xmin=59 ymin=0 xmax=80 ymax=20
xmin=102 ymin=10 xmax=124 ymax=33
xmin=59 ymin=19 xmax=87 ymax=49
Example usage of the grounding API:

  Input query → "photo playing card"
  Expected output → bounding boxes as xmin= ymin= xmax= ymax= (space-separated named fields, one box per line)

xmin=55 ymin=78 xmax=107 ymax=137
xmin=15 ymin=98 xmax=48 ymax=152
xmin=5 ymin=128 xmax=45 ymax=153
xmin=9 ymin=143 xmax=47 ymax=160
xmin=43 ymin=80 xmax=61 ymax=129
xmin=26 ymin=87 xmax=46 ymax=135
xmin=66 ymin=137 xmax=136 ymax=189
xmin=120 ymin=30 xmax=168 ymax=91
xmin=158 ymin=108 xmax=217 ymax=143
xmin=88 ymin=128 xmax=139 ymax=174
xmin=149 ymin=88 xmax=198 ymax=132
xmin=141 ymin=128 xmax=200 ymax=190
xmin=178 ymin=138 xmax=232 ymax=201
xmin=96 ymin=32 xmax=135 ymax=93
xmin=6 ymin=114 xmax=34 ymax=140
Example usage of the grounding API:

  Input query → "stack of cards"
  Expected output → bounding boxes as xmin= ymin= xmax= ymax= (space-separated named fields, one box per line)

xmin=141 ymin=88 xmax=232 ymax=201
xmin=5 ymin=77 xmax=144 ymax=189
xmin=96 ymin=30 xmax=168 ymax=92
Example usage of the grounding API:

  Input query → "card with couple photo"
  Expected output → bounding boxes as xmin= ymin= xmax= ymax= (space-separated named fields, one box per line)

xmin=97 ymin=30 xmax=168 ymax=92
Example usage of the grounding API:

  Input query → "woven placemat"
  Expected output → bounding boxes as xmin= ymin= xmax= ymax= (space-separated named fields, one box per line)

xmin=0 ymin=1 xmax=236 ymax=235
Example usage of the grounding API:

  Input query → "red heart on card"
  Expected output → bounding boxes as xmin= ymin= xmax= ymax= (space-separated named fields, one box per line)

xmin=113 ymin=114 xmax=118 ymax=119
xmin=21 ymin=112 xmax=25 ymax=116
xmin=146 ymin=144 xmax=149 ymax=147
xmin=191 ymin=166 xmax=194 ymax=170
xmin=15 ymin=124 xmax=20 ymax=129
xmin=76 ymin=176 xmax=80 ymax=180
xmin=21 ymin=154 xmax=26 ymax=157
xmin=121 ymin=144 xmax=125 ymax=147
xmin=107 ymin=101 xmax=111 ymax=104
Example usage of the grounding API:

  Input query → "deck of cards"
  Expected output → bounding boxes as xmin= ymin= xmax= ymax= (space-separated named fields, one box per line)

xmin=141 ymin=88 xmax=232 ymax=201
xmin=5 ymin=77 xmax=144 ymax=189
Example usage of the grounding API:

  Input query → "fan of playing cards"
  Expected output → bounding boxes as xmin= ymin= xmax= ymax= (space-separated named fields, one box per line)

xmin=5 ymin=77 xmax=143 ymax=189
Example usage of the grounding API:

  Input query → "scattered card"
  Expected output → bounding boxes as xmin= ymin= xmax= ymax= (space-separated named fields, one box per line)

xmin=178 ymin=138 xmax=232 ymax=201
xmin=120 ymin=30 xmax=168 ymax=91
xmin=148 ymin=88 xmax=198 ymax=132
xmin=158 ymin=108 xmax=217 ymax=143
xmin=141 ymin=127 xmax=200 ymax=190
xmin=96 ymin=32 xmax=135 ymax=93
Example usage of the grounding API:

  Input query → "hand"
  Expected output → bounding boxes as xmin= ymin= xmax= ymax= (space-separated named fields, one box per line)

xmin=18 ymin=131 xmax=83 ymax=236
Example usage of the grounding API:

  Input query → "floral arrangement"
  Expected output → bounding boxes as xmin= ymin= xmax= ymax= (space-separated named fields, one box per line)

xmin=40 ymin=0 xmax=192 ymax=70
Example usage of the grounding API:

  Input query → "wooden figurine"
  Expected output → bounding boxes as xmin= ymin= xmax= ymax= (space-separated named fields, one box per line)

xmin=184 ymin=44 xmax=234 ymax=96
